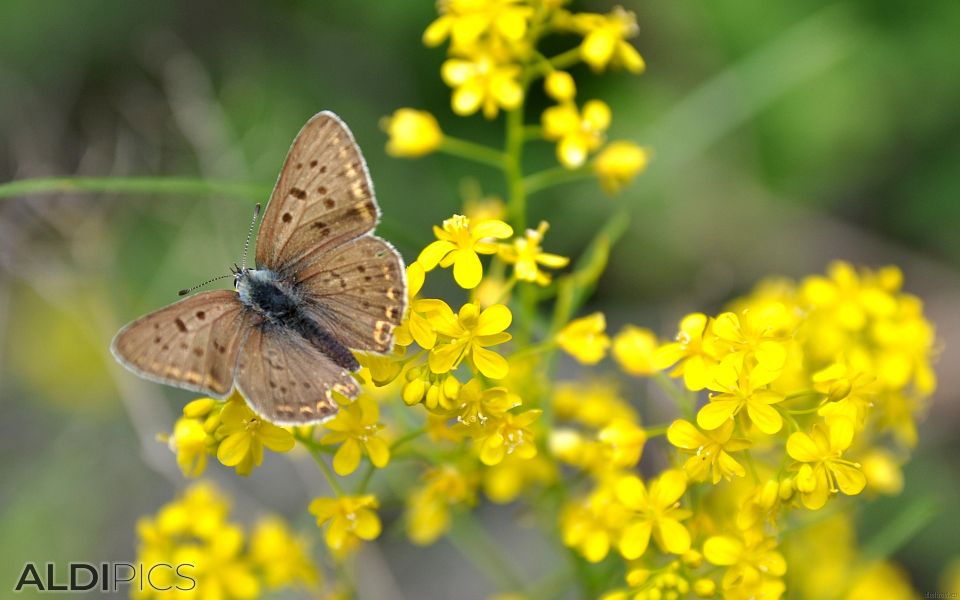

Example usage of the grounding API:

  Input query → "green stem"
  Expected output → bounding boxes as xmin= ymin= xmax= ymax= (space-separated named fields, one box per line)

xmin=652 ymin=372 xmax=694 ymax=419
xmin=504 ymin=107 xmax=527 ymax=232
xmin=523 ymin=165 xmax=593 ymax=195
xmin=439 ymin=136 xmax=510 ymax=170
xmin=448 ymin=511 xmax=525 ymax=592
xmin=0 ymin=176 xmax=270 ymax=200
xmin=296 ymin=431 xmax=345 ymax=496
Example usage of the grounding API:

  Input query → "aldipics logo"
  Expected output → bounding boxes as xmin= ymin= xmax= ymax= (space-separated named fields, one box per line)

xmin=13 ymin=562 xmax=196 ymax=593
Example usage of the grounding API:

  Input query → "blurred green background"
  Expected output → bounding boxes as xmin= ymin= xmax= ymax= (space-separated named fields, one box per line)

xmin=1 ymin=0 xmax=958 ymax=598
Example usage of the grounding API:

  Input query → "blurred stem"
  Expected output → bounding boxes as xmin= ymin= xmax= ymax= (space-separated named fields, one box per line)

xmin=504 ymin=107 xmax=527 ymax=231
xmin=652 ymin=371 xmax=694 ymax=420
xmin=0 ymin=176 xmax=269 ymax=200
xmin=524 ymin=165 xmax=593 ymax=195
xmin=448 ymin=511 xmax=525 ymax=592
xmin=860 ymin=495 xmax=940 ymax=562
xmin=439 ymin=136 xmax=509 ymax=170
xmin=295 ymin=432 xmax=345 ymax=496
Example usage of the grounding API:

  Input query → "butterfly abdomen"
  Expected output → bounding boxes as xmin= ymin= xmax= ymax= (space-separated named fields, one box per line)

xmin=291 ymin=315 xmax=361 ymax=372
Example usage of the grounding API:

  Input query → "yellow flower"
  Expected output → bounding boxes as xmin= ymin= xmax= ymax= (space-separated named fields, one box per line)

xmin=786 ymin=418 xmax=866 ymax=510
xmin=394 ymin=263 xmax=451 ymax=351
xmin=562 ymin=484 xmax=632 ymax=563
xmin=597 ymin=419 xmax=647 ymax=468
xmin=381 ymin=108 xmax=442 ymax=157
xmin=455 ymin=378 xmax=518 ymax=425
xmin=594 ymin=141 xmax=649 ymax=194
xmin=736 ymin=478 xmax=793 ymax=530
xmin=135 ymin=484 xmax=260 ymax=600
xmin=859 ymin=449 xmax=904 ymax=495
xmin=704 ymin=529 xmax=786 ymax=599
xmin=429 ymin=302 xmax=513 ymax=378
xmin=612 ymin=325 xmax=658 ymax=376
xmin=419 ymin=214 xmax=513 ymax=289
xmin=571 ymin=6 xmax=645 ymax=73
xmin=441 ymin=54 xmax=523 ymax=118
xmin=250 ymin=517 xmax=319 ymax=589
xmin=557 ymin=312 xmax=610 ymax=365
xmin=169 ymin=416 xmax=213 ymax=478
xmin=667 ymin=419 xmax=750 ymax=484
xmin=553 ymin=381 xmax=637 ymax=428
xmin=423 ymin=0 xmax=534 ymax=54
xmin=215 ymin=394 xmax=295 ymax=476
xmin=711 ymin=304 xmax=792 ymax=381
xmin=616 ymin=470 xmax=692 ymax=559
xmin=498 ymin=221 xmax=570 ymax=285
xmin=698 ymin=356 xmax=786 ymax=435
xmin=309 ymin=495 xmax=381 ymax=555
xmin=321 ymin=396 xmax=390 ymax=476
xmin=482 ymin=453 xmax=557 ymax=503
xmin=545 ymin=70 xmax=576 ymax=101
xmin=407 ymin=465 xmax=477 ymax=545
xmin=813 ymin=360 xmax=876 ymax=428
xmin=475 ymin=409 xmax=541 ymax=465
xmin=542 ymin=100 xmax=611 ymax=168
xmin=654 ymin=312 xmax=723 ymax=391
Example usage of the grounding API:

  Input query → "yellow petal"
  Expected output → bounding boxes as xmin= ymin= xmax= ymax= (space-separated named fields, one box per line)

xmin=365 ymin=437 xmax=390 ymax=468
xmin=653 ymin=470 xmax=687 ymax=507
xmin=333 ymin=439 xmax=362 ymax=476
xmin=618 ymin=521 xmax=652 ymax=559
xmin=354 ymin=510 xmax=382 ymax=540
xmin=703 ymin=535 xmax=742 ymax=566
xmin=746 ymin=401 xmax=783 ymax=435
xmin=217 ymin=433 xmax=251 ymax=467
xmin=452 ymin=249 xmax=483 ymax=289
xmin=471 ymin=345 xmax=509 ymax=379
xmin=418 ymin=240 xmax=456 ymax=270
xmin=786 ymin=431 xmax=820 ymax=462
xmin=696 ymin=400 xmax=737 ymax=430
xmin=655 ymin=518 xmax=691 ymax=554
xmin=830 ymin=463 xmax=866 ymax=496
xmin=476 ymin=304 xmax=512 ymax=335
xmin=666 ymin=419 xmax=706 ymax=450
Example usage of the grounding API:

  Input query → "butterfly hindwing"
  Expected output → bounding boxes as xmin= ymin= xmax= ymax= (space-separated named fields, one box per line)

xmin=235 ymin=322 xmax=360 ymax=424
xmin=256 ymin=111 xmax=379 ymax=276
xmin=110 ymin=290 xmax=251 ymax=397
xmin=295 ymin=235 xmax=406 ymax=354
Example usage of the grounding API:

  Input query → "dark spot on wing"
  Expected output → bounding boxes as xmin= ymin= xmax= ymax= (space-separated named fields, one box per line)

xmin=282 ymin=212 xmax=292 ymax=223
xmin=195 ymin=310 xmax=206 ymax=320
xmin=289 ymin=187 xmax=307 ymax=200
xmin=324 ymin=198 xmax=335 ymax=209
xmin=193 ymin=348 xmax=204 ymax=357
xmin=174 ymin=318 xmax=187 ymax=332
xmin=296 ymin=162 xmax=303 ymax=169
xmin=319 ymin=165 xmax=327 ymax=174
xmin=154 ymin=336 xmax=162 ymax=344
xmin=310 ymin=159 xmax=318 ymax=167
xmin=357 ymin=265 xmax=366 ymax=273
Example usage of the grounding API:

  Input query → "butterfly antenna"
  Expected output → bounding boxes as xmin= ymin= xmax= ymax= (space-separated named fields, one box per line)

xmin=178 ymin=274 xmax=234 ymax=296
xmin=240 ymin=203 xmax=262 ymax=271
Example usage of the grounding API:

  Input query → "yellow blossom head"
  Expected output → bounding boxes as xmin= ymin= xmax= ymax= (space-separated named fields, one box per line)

xmin=382 ymin=108 xmax=443 ymax=157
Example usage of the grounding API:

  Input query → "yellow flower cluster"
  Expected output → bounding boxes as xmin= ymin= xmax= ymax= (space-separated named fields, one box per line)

xmin=165 ymin=393 xmax=295 ymax=477
xmin=383 ymin=0 xmax=651 ymax=196
xmin=561 ymin=261 xmax=936 ymax=599
xmin=134 ymin=483 xmax=317 ymax=600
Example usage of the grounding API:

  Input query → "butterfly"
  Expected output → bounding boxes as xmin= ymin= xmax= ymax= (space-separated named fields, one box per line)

xmin=111 ymin=111 xmax=406 ymax=424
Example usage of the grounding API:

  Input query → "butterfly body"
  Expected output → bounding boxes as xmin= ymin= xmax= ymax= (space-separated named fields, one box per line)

xmin=112 ymin=111 xmax=406 ymax=425
xmin=235 ymin=268 xmax=360 ymax=372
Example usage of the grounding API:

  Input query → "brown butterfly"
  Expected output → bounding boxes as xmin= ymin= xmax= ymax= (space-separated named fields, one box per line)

xmin=111 ymin=111 xmax=406 ymax=424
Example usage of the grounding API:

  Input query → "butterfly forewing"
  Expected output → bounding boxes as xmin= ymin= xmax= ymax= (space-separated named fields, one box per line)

xmin=111 ymin=290 xmax=252 ymax=397
xmin=296 ymin=235 xmax=406 ymax=353
xmin=236 ymin=323 xmax=360 ymax=424
xmin=256 ymin=112 xmax=379 ymax=275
